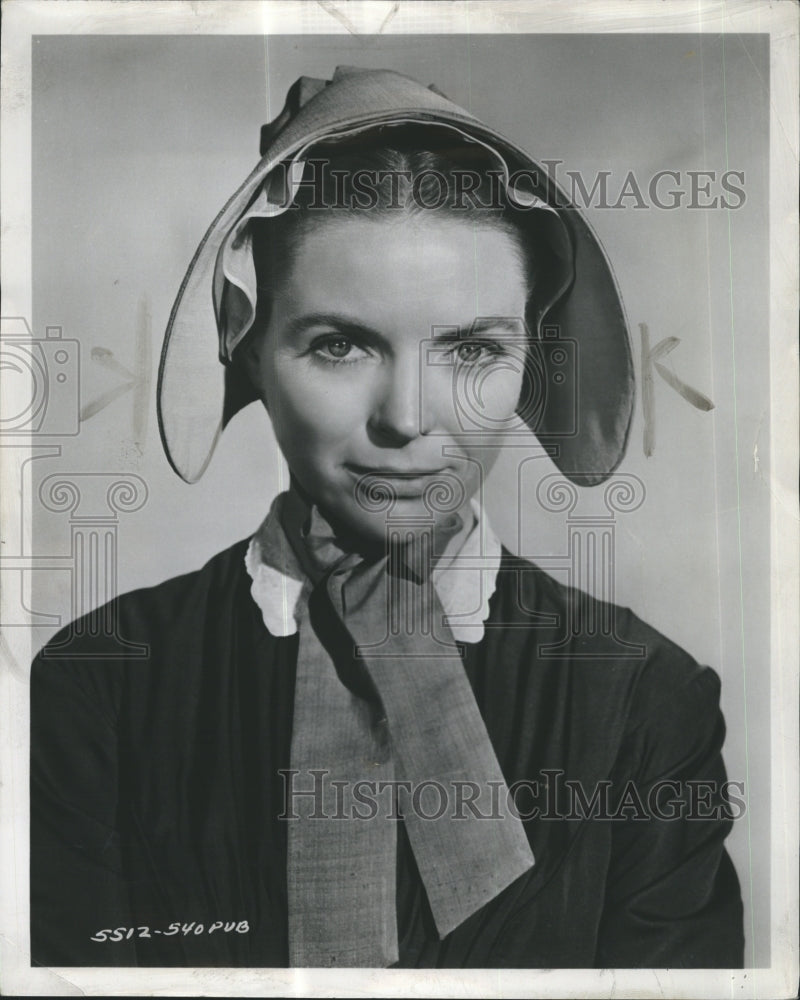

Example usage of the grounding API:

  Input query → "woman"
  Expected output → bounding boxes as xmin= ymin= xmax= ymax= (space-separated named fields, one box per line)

xmin=30 ymin=66 xmax=744 ymax=968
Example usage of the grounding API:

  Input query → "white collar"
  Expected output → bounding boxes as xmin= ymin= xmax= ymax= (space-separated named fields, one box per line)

xmin=244 ymin=497 xmax=502 ymax=643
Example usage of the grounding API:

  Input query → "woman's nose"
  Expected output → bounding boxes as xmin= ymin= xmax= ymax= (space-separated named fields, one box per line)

xmin=367 ymin=356 xmax=430 ymax=445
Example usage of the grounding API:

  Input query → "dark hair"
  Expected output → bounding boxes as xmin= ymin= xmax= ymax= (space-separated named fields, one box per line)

xmin=247 ymin=125 xmax=553 ymax=337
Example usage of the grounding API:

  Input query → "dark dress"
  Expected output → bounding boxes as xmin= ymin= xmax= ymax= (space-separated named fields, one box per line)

xmin=30 ymin=540 xmax=744 ymax=967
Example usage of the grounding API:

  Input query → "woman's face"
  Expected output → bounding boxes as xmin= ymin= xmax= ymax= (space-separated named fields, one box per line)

xmin=245 ymin=213 xmax=530 ymax=542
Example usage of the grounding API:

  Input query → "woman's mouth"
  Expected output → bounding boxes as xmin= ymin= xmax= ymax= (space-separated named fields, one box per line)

xmin=345 ymin=464 xmax=454 ymax=498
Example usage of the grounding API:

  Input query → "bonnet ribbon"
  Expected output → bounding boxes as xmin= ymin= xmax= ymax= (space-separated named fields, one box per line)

xmin=269 ymin=487 xmax=534 ymax=967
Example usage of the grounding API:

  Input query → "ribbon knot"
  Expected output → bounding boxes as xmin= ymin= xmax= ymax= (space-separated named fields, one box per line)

xmin=270 ymin=488 xmax=534 ymax=967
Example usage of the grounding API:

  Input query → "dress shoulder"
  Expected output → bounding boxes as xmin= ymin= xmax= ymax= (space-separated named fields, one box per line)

xmin=33 ymin=537 xmax=252 ymax=664
xmin=493 ymin=546 xmax=721 ymax=731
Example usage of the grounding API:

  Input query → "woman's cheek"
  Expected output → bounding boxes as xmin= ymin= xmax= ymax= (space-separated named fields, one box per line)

xmin=449 ymin=361 xmax=523 ymax=427
xmin=269 ymin=377 xmax=364 ymax=459
xmin=481 ymin=367 xmax=525 ymax=421
xmin=458 ymin=370 xmax=525 ymax=478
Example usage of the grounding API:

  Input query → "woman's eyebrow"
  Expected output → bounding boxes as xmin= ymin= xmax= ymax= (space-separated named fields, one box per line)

xmin=283 ymin=313 xmax=527 ymax=342
xmin=285 ymin=312 xmax=382 ymax=340
xmin=435 ymin=317 xmax=528 ymax=339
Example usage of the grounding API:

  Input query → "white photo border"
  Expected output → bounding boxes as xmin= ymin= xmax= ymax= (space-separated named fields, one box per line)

xmin=1 ymin=1 xmax=797 ymax=997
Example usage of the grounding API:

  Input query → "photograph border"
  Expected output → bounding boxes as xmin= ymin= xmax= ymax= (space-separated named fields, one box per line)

xmin=1 ymin=2 xmax=797 ymax=996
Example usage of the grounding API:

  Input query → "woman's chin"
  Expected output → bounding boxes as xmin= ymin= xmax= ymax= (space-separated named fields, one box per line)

xmin=328 ymin=501 xmax=428 ymax=543
xmin=323 ymin=496 xmax=471 ymax=553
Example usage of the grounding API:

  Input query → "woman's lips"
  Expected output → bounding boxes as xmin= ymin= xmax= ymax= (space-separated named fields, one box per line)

xmin=345 ymin=465 xmax=453 ymax=498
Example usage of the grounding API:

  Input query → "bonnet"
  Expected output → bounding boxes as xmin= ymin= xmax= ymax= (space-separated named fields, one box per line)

xmin=158 ymin=65 xmax=634 ymax=486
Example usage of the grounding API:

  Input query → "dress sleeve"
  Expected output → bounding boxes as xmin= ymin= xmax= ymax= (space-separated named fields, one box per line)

xmin=30 ymin=652 xmax=137 ymax=966
xmin=595 ymin=661 xmax=745 ymax=968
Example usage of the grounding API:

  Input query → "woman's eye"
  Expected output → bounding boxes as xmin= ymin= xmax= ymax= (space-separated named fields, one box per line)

xmin=324 ymin=338 xmax=352 ymax=359
xmin=311 ymin=336 xmax=369 ymax=364
xmin=454 ymin=340 xmax=501 ymax=364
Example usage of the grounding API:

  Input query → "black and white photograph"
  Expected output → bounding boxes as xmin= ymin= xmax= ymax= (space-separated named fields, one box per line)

xmin=1 ymin=2 xmax=797 ymax=996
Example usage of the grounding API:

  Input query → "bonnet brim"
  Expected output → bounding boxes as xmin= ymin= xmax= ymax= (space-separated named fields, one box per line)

xmin=157 ymin=65 xmax=634 ymax=487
